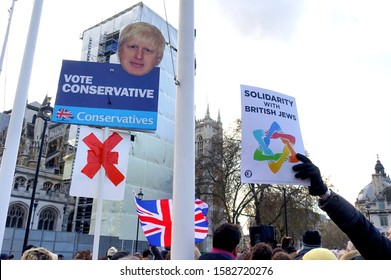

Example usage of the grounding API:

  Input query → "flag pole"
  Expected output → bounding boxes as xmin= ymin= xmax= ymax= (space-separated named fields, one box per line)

xmin=91 ymin=126 xmax=109 ymax=260
xmin=0 ymin=0 xmax=17 ymax=79
xmin=171 ymin=0 xmax=195 ymax=260
xmin=0 ymin=0 xmax=44 ymax=251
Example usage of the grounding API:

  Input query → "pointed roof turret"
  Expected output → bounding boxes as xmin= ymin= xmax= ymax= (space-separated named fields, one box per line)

xmin=375 ymin=155 xmax=386 ymax=177
xmin=205 ymin=104 xmax=210 ymax=119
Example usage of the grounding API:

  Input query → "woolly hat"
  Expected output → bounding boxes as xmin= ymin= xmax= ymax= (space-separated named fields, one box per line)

xmin=107 ymin=247 xmax=118 ymax=257
xmin=302 ymin=248 xmax=337 ymax=260
xmin=302 ymin=230 xmax=321 ymax=246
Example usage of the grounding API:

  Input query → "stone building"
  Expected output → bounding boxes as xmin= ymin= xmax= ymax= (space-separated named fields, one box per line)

xmin=0 ymin=100 xmax=77 ymax=239
xmin=195 ymin=105 xmax=223 ymax=251
xmin=355 ymin=157 xmax=391 ymax=236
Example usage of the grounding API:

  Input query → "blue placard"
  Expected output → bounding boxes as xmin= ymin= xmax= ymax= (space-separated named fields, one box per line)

xmin=52 ymin=60 xmax=160 ymax=130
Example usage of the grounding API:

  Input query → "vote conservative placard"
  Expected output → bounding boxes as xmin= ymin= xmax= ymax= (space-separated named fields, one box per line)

xmin=52 ymin=60 xmax=160 ymax=131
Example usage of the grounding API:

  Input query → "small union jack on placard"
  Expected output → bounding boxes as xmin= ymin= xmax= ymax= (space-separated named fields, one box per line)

xmin=134 ymin=195 xmax=209 ymax=247
xmin=56 ymin=108 xmax=73 ymax=120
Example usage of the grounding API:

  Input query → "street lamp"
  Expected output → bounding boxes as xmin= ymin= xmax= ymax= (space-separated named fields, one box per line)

xmin=22 ymin=98 xmax=53 ymax=251
xmin=135 ymin=188 xmax=144 ymax=253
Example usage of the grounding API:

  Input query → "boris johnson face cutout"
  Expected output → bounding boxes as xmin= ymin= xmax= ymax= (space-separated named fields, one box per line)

xmin=118 ymin=36 xmax=161 ymax=76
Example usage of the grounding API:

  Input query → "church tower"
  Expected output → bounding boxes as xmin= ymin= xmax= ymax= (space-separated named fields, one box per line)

xmin=195 ymin=105 xmax=223 ymax=251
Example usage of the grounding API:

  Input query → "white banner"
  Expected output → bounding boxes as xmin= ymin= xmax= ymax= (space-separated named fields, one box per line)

xmin=1 ymin=260 xmax=387 ymax=279
xmin=70 ymin=126 xmax=131 ymax=200
xmin=241 ymin=84 xmax=307 ymax=185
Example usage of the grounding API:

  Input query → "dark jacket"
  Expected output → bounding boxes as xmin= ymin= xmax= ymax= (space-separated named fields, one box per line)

xmin=198 ymin=252 xmax=235 ymax=260
xmin=293 ymin=245 xmax=320 ymax=260
xmin=319 ymin=190 xmax=391 ymax=260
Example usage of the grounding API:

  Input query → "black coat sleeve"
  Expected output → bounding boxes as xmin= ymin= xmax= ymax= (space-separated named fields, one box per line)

xmin=319 ymin=191 xmax=391 ymax=260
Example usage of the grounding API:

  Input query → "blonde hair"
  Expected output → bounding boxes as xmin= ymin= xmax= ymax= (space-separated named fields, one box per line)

xmin=21 ymin=247 xmax=58 ymax=260
xmin=118 ymin=22 xmax=166 ymax=64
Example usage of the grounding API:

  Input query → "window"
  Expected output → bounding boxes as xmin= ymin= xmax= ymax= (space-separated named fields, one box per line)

xmin=197 ymin=135 xmax=203 ymax=155
xmin=380 ymin=216 xmax=389 ymax=227
xmin=53 ymin=183 xmax=61 ymax=192
xmin=37 ymin=208 xmax=56 ymax=230
xmin=26 ymin=179 xmax=34 ymax=191
xmin=6 ymin=204 xmax=26 ymax=228
xmin=13 ymin=176 xmax=26 ymax=190
xmin=43 ymin=181 xmax=53 ymax=194
xmin=378 ymin=200 xmax=385 ymax=210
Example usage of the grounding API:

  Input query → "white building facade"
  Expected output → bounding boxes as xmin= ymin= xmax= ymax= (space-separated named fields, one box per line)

xmin=355 ymin=157 xmax=391 ymax=236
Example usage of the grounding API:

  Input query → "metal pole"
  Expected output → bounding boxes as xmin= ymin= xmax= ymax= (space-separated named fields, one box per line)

xmin=22 ymin=118 xmax=47 ymax=251
xmin=0 ymin=0 xmax=17 ymax=77
xmin=30 ymin=200 xmax=38 ymax=229
xmin=171 ymin=0 xmax=195 ymax=260
xmin=283 ymin=187 xmax=288 ymax=236
xmin=135 ymin=216 xmax=140 ymax=253
xmin=135 ymin=188 xmax=143 ymax=253
xmin=0 ymin=0 xmax=44 ymax=251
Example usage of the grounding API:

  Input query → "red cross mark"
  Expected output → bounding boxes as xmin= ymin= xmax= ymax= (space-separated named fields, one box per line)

xmin=81 ymin=132 xmax=125 ymax=186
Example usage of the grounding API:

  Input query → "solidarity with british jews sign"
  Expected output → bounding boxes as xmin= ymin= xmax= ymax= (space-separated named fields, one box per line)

xmin=52 ymin=60 xmax=160 ymax=131
xmin=241 ymin=84 xmax=306 ymax=185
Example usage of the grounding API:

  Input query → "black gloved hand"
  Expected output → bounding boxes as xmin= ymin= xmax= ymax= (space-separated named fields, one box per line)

xmin=292 ymin=153 xmax=328 ymax=196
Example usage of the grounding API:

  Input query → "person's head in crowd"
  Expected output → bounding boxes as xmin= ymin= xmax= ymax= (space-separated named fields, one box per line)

xmin=302 ymin=248 xmax=337 ymax=260
xmin=0 ymin=253 xmax=14 ymax=260
xmin=161 ymin=246 xmax=170 ymax=259
xmin=198 ymin=223 xmax=242 ymax=260
xmin=213 ymin=223 xmax=242 ymax=255
xmin=339 ymin=241 xmax=364 ymax=260
xmin=141 ymin=248 xmax=153 ymax=260
xmin=251 ymin=242 xmax=273 ymax=260
xmin=339 ymin=249 xmax=365 ymax=260
xmin=272 ymin=251 xmax=292 ymax=260
xmin=22 ymin=244 xmax=36 ymax=254
xmin=21 ymin=247 xmax=58 ymax=260
xmin=133 ymin=252 xmax=142 ymax=259
xmin=272 ymin=247 xmax=284 ymax=255
xmin=73 ymin=249 xmax=92 ymax=260
xmin=293 ymin=230 xmax=322 ymax=260
xmin=281 ymin=236 xmax=294 ymax=249
xmin=117 ymin=21 xmax=165 ymax=76
xmin=106 ymin=246 xmax=118 ymax=259
xmin=302 ymin=230 xmax=321 ymax=248
xmin=57 ymin=254 xmax=64 ymax=260
xmin=110 ymin=250 xmax=139 ymax=260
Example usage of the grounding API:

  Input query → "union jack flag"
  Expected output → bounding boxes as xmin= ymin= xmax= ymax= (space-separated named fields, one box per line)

xmin=56 ymin=108 xmax=73 ymax=120
xmin=134 ymin=195 xmax=209 ymax=247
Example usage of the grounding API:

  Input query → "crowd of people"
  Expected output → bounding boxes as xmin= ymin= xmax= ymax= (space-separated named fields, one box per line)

xmin=1 ymin=154 xmax=390 ymax=260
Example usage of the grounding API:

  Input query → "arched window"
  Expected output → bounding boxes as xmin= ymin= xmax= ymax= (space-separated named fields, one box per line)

xmin=37 ymin=208 xmax=56 ymax=230
xmin=53 ymin=183 xmax=61 ymax=192
xmin=43 ymin=181 xmax=53 ymax=194
xmin=26 ymin=179 xmax=34 ymax=191
xmin=6 ymin=203 xmax=26 ymax=228
xmin=197 ymin=135 xmax=204 ymax=155
xmin=13 ymin=176 xmax=26 ymax=190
